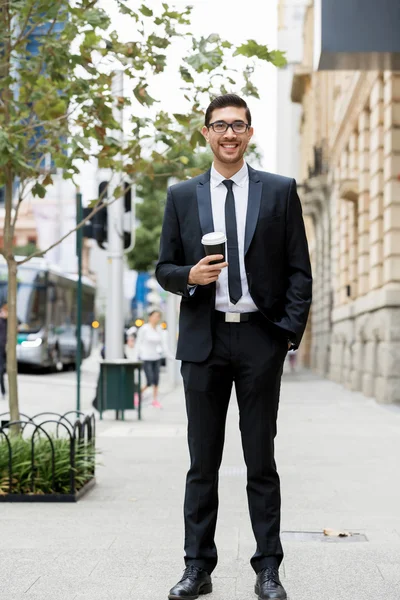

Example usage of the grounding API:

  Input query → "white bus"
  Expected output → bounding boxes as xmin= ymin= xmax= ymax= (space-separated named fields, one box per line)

xmin=0 ymin=257 xmax=96 ymax=370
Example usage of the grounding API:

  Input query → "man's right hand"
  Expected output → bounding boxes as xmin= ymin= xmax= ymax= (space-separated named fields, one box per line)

xmin=188 ymin=255 xmax=228 ymax=286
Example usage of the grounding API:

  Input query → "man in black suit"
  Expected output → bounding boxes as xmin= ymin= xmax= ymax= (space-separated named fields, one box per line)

xmin=156 ymin=94 xmax=312 ymax=600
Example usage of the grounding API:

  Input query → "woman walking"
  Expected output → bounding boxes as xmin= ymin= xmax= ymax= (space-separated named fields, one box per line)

xmin=134 ymin=310 xmax=171 ymax=408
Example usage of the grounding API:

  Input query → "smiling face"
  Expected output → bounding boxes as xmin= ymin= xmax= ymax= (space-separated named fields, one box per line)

xmin=202 ymin=106 xmax=254 ymax=169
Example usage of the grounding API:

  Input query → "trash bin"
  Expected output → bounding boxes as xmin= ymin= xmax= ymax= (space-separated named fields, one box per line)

xmin=98 ymin=359 xmax=143 ymax=421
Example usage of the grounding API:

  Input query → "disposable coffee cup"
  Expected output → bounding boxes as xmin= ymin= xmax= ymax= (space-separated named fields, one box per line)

xmin=201 ymin=232 xmax=227 ymax=264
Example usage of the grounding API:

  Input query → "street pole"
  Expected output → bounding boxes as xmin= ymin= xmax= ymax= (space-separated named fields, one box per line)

xmin=105 ymin=70 xmax=125 ymax=360
xmin=76 ymin=191 xmax=83 ymax=413
xmin=105 ymin=189 xmax=124 ymax=359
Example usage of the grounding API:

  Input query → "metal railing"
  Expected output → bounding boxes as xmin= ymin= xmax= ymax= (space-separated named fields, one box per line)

xmin=0 ymin=411 xmax=96 ymax=499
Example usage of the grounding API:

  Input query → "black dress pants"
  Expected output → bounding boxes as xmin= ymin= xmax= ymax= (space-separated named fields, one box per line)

xmin=181 ymin=317 xmax=287 ymax=575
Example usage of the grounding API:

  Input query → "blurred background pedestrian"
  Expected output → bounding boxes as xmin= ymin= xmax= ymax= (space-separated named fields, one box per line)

xmin=133 ymin=310 xmax=172 ymax=408
xmin=288 ymin=348 xmax=297 ymax=373
xmin=124 ymin=326 xmax=137 ymax=360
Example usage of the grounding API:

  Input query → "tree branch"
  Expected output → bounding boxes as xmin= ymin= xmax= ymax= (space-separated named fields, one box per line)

xmin=10 ymin=0 xmax=36 ymax=51
xmin=11 ymin=179 xmax=30 ymax=232
xmin=17 ymin=175 xmax=127 ymax=265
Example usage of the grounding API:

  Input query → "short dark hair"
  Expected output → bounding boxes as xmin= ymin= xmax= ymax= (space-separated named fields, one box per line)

xmin=205 ymin=94 xmax=251 ymax=127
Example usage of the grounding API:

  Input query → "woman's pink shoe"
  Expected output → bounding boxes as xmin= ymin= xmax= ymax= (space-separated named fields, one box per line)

xmin=151 ymin=399 xmax=162 ymax=408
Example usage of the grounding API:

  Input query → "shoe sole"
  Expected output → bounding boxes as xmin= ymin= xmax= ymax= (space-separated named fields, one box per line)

xmin=254 ymin=583 xmax=287 ymax=599
xmin=168 ymin=583 xmax=212 ymax=599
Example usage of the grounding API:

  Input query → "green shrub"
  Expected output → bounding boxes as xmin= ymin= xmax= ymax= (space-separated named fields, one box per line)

xmin=0 ymin=435 xmax=96 ymax=495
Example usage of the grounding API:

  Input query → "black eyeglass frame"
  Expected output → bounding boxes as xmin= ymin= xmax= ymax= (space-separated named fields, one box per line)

xmin=207 ymin=120 xmax=250 ymax=134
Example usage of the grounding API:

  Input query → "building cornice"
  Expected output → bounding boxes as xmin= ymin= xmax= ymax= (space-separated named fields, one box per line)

xmin=338 ymin=178 xmax=359 ymax=201
xmin=330 ymin=71 xmax=378 ymax=164
xmin=332 ymin=285 xmax=400 ymax=324
xmin=291 ymin=65 xmax=312 ymax=104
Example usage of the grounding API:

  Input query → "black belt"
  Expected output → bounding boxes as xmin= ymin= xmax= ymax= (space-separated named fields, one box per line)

xmin=214 ymin=310 xmax=262 ymax=323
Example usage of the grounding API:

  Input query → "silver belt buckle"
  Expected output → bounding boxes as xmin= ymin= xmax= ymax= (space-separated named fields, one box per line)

xmin=225 ymin=312 xmax=241 ymax=323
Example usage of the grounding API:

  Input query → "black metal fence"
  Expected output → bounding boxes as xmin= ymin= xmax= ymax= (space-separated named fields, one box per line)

xmin=0 ymin=411 xmax=96 ymax=501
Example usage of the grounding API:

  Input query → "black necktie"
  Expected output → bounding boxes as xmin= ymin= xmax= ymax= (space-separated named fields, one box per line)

xmin=223 ymin=180 xmax=242 ymax=304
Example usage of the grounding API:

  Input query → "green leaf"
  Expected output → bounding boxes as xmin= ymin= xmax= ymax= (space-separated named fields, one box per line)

xmin=173 ymin=113 xmax=191 ymax=127
xmin=179 ymin=66 xmax=194 ymax=83
xmin=113 ymin=185 xmax=124 ymax=199
xmin=133 ymin=84 xmax=157 ymax=106
xmin=139 ymin=4 xmax=153 ymax=17
xmin=268 ymin=50 xmax=287 ymax=68
xmin=234 ymin=40 xmax=286 ymax=66
xmin=241 ymin=82 xmax=260 ymax=99
xmin=190 ymin=130 xmax=206 ymax=149
xmin=31 ymin=182 xmax=46 ymax=199
xmin=242 ymin=65 xmax=260 ymax=98
xmin=84 ymin=8 xmax=111 ymax=29
xmin=117 ymin=2 xmax=138 ymax=20
xmin=207 ymin=33 xmax=220 ymax=44
xmin=148 ymin=35 xmax=169 ymax=49
xmin=179 ymin=156 xmax=189 ymax=165
xmin=186 ymin=48 xmax=223 ymax=73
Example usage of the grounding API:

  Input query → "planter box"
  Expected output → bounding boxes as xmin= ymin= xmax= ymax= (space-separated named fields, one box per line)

xmin=0 ymin=411 xmax=97 ymax=501
xmin=0 ymin=477 xmax=96 ymax=503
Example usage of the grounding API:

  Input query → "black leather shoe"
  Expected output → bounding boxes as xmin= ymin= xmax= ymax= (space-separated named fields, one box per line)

xmin=168 ymin=565 xmax=212 ymax=599
xmin=255 ymin=567 xmax=287 ymax=599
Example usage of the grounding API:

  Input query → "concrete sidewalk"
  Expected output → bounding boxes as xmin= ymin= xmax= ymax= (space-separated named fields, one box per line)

xmin=1 ymin=359 xmax=400 ymax=599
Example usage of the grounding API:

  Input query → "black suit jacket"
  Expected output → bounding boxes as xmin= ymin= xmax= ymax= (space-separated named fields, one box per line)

xmin=156 ymin=165 xmax=312 ymax=362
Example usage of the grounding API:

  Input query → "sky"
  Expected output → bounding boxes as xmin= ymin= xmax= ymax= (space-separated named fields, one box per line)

xmin=102 ymin=0 xmax=279 ymax=171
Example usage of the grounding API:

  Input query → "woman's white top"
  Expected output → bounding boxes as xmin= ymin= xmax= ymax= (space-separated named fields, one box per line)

xmin=134 ymin=324 xmax=173 ymax=361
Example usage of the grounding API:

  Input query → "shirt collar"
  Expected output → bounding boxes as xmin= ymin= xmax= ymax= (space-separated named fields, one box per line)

xmin=210 ymin=162 xmax=248 ymax=189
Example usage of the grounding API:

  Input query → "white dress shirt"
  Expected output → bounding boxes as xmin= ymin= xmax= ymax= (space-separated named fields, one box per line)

xmin=210 ymin=162 xmax=258 ymax=313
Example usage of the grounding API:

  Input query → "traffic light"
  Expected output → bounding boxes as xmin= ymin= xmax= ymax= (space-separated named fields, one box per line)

xmin=82 ymin=180 xmax=134 ymax=252
xmin=92 ymin=181 xmax=108 ymax=249
xmin=123 ymin=182 xmax=132 ymax=250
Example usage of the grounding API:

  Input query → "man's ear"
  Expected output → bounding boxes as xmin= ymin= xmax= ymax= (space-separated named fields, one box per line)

xmin=248 ymin=126 xmax=254 ymax=141
xmin=202 ymin=126 xmax=209 ymax=143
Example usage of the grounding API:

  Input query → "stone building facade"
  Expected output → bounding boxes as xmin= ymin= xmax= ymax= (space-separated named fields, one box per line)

xmin=291 ymin=2 xmax=400 ymax=403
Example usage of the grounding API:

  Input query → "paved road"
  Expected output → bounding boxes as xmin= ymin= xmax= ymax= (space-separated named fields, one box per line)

xmin=1 ymin=356 xmax=400 ymax=599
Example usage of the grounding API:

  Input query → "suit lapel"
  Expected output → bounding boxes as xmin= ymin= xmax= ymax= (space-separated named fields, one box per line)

xmin=196 ymin=169 xmax=214 ymax=236
xmin=245 ymin=165 xmax=262 ymax=255
xmin=196 ymin=165 xmax=262 ymax=254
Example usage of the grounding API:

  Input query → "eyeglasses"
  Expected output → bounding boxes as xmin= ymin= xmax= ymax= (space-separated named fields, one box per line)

xmin=208 ymin=120 xmax=250 ymax=134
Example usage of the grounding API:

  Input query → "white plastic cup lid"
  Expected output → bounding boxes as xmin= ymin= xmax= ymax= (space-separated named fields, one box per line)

xmin=201 ymin=232 xmax=227 ymax=245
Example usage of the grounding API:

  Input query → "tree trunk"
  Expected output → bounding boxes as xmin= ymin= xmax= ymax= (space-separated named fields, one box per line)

xmin=3 ymin=166 xmax=20 ymax=433
xmin=6 ymin=257 xmax=20 ymax=428
xmin=1 ymin=1 xmax=20 ymax=432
